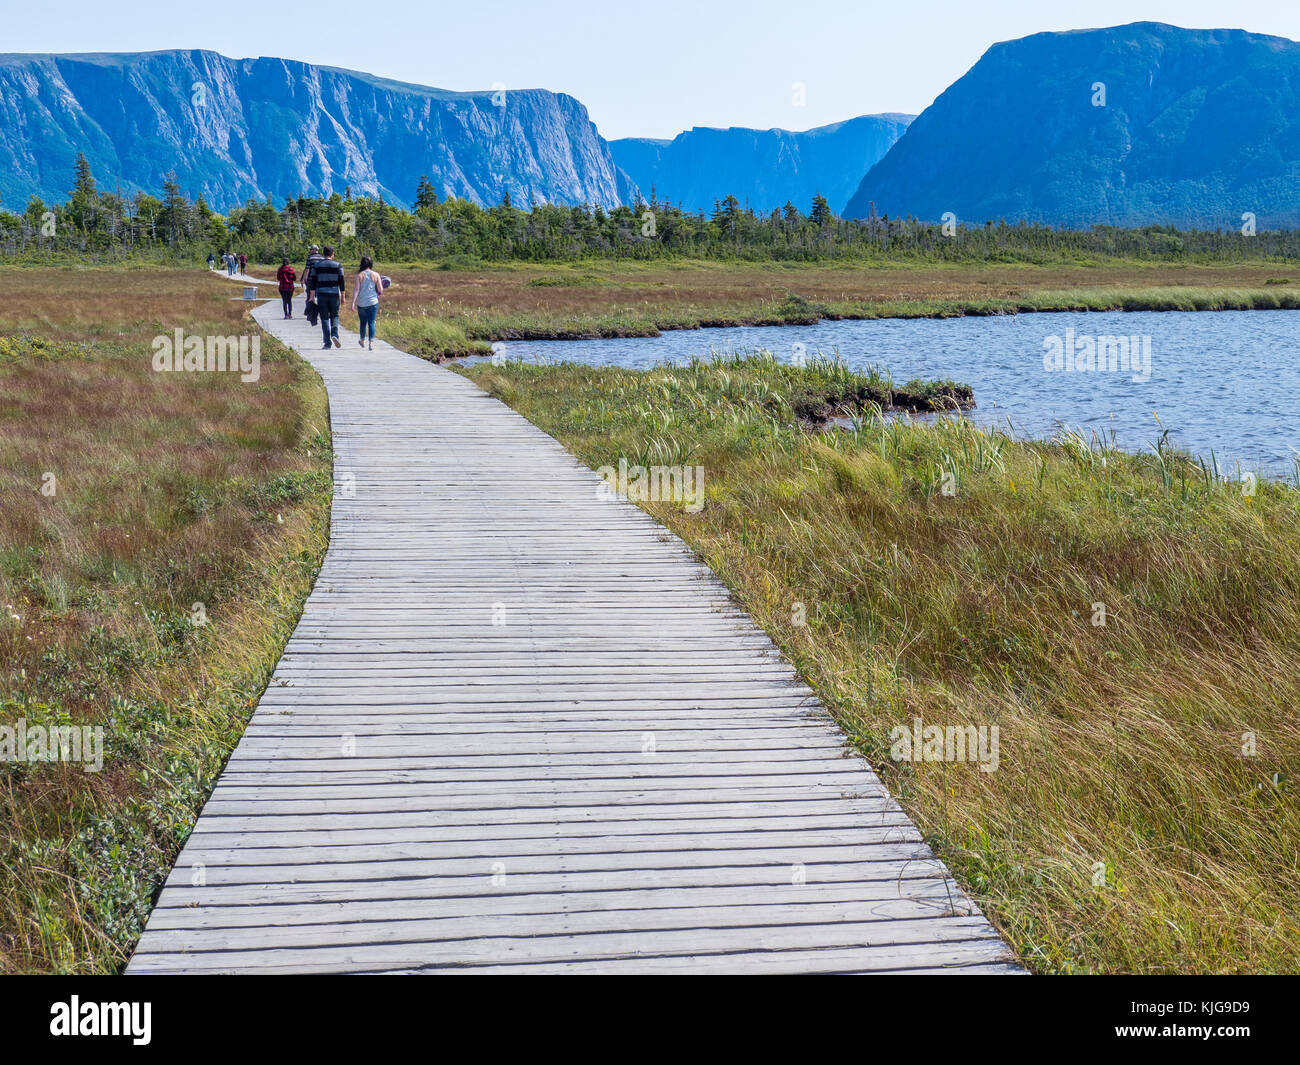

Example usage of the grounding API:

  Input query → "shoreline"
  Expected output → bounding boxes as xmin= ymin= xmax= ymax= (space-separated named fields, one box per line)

xmin=391 ymin=284 xmax=1300 ymax=362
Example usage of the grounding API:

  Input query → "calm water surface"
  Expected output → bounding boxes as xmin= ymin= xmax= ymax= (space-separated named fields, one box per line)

xmin=491 ymin=309 xmax=1300 ymax=477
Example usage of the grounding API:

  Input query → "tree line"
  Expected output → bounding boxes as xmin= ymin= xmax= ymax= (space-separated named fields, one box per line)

xmin=3 ymin=155 xmax=1299 ymax=265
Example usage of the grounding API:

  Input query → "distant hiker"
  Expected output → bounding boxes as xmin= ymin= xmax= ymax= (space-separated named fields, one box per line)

xmin=226 ymin=252 xmax=237 ymax=276
xmin=238 ymin=252 xmax=247 ymax=273
xmin=312 ymin=245 xmax=346 ymax=349
xmin=352 ymin=256 xmax=383 ymax=350
xmin=206 ymin=252 xmax=215 ymax=269
xmin=277 ymin=258 xmax=297 ymax=319
xmin=303 ymin=244 xmax=323 ymax=326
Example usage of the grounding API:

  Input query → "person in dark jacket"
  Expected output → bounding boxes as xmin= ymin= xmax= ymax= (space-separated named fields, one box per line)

xmin=311 ymin=246 xmax=346 ymax=349
xmin=302 ymin=245 xmax=323 ymax=326
xmin=238 ymin=252 xmax=247 ymax=273
xmin=276 ymin=258 xmax=297 ymax=319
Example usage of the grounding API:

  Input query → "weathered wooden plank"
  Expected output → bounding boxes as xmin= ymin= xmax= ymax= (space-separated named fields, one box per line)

xmin=146 ymin=881 xmax=965 ymax=927
xmin=373 ymin=941 xmax=1021 ymax=976
xmin=182 ymin=824 xmax=926 ymax=854
xmin=196 ymin=797 xmax=901 ymax=820
xmin=195 ymin=780 xmax=887 ymax=802
xmin=189 ymin=809 xmax=913 ymax=835
xmin=167 ymin=838 xmax=934 ymax=871
xmin=151 ymin=859 xmax=960 ymax=907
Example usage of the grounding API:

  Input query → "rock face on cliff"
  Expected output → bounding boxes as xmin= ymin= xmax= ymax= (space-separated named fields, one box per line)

xmin=845 ymin=22 xmax=1300 ymax=228
xmin=0 ymin=49 xmax=637 ymax=211
xmin=611 ymin=114 xmax=912 ymax=215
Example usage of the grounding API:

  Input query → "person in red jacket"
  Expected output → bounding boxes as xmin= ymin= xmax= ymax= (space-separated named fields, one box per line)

xmin=238 ymin=252 xmax=247 ymax=273
xmin=276 ymin=259 xmax=297 ymax=319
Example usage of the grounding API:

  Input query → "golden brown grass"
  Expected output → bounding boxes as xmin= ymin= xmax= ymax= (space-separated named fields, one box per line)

xmin=464 ymin=354 xmax=1300 ymax=974
xmin=0 ymin=266 xmax=331 ymax=972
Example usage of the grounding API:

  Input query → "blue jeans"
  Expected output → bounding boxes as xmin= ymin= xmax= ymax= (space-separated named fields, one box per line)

xmin=357 ymin=303 xmax=378 ymax=341
xmin=317 ymin=294 xmax=340 ymax=345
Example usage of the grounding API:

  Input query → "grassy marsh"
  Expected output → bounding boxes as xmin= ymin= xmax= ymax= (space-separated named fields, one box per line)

xmin=0 ymin=267 xmax=331 ymax=972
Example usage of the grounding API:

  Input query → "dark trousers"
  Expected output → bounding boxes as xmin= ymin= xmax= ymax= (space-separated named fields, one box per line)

xmin=280 ymin=291 xmax=293 ymax=316
xmin=317 ymin=293 xmax=340 ymax=344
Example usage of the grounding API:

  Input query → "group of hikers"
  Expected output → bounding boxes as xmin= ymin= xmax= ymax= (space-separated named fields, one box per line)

xmin=207 ymin=250 xmax=247 ymax=276
xmin=280 ymin=245 xmax=386 ymax=350
xmin=209 ymin=244 xmax=387 ymax=351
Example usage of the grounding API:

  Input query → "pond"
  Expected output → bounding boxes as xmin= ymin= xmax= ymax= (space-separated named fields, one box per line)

xmin=490 ymin=309 xmax=1300 ymax=477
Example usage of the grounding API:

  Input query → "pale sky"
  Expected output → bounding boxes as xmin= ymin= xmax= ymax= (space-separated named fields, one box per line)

xmin=2 ymin=0 xmax=1298 ymax=140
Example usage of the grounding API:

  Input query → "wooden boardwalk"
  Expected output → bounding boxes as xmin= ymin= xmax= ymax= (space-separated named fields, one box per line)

xmin=127 ymin=291 xmax=1021 ymax=974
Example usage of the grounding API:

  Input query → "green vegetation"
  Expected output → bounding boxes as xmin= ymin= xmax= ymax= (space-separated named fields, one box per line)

xmin=7 ymin=158 xmax=1300 ymax=266
xmin=0 ymin=269 xmax=332 ymax=972
xmin=380 ymin=312 xmax=490 ymax=361
xmin=461 ymin=352 xmax=1300 ymax=974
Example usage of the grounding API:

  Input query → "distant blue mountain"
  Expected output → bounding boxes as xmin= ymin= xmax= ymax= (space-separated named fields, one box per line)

xmin=0 ymin=50 xmax=636 ymax=212
xmin=845 ymin=22 xmax=1300 ymax=228
xmin=611 ymin=115 xmax=913 ymax=215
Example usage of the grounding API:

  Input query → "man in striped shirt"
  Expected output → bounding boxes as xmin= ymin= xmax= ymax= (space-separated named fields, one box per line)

xmin=312 ymin=245 xmax=347 ymax=349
